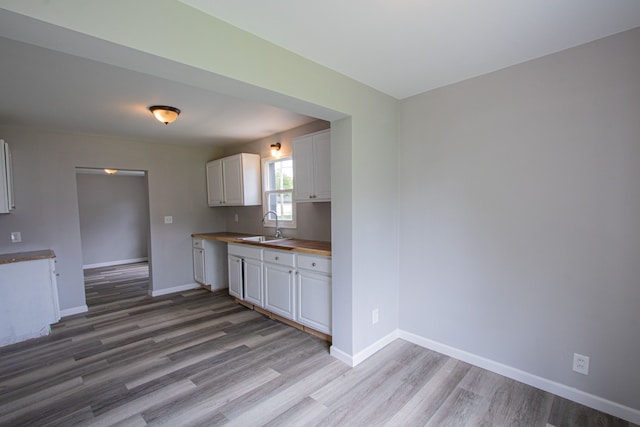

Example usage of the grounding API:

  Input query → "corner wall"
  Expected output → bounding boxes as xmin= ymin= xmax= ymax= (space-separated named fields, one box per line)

xmin=398 ymin=27 xmax=640 ymax=419
xmin=0 ymin=124 xmax=225 ymax=311
xmin=0 ymin=2 xmax=400 ymax=358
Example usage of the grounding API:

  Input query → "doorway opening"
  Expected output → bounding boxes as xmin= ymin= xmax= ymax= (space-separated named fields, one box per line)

xmin=75 ymin=168 xmax=151 ymax=307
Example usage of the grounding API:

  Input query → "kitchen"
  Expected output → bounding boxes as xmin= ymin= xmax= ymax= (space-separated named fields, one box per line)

xmin=191 ymin=122 xmax=333 ymax=340
xmin=1 ymin=2 xmax=639 ymax=424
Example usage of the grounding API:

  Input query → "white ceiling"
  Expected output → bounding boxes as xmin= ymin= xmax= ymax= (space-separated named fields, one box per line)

xmin=0 ymin=14 xmax=317 ymax=147
xmin=1 ymin=3 xmax=639 ymax=146
xmin=180 ymin=0 xmax=640 ymax=99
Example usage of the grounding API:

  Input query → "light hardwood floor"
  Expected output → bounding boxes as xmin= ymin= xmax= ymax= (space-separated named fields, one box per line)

xmin=0 ymin=263 xmax=635 ymax=426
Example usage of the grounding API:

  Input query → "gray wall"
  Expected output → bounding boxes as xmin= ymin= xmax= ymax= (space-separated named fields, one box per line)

xmin=221 ymin=120 xmax=332 ymax=242
xmin=398 ymin=27 xmax=640 ymax=411
xmin=0 ymin=124 xmax=225 ymax=311
xmin=1 ymin=0 xmax=402 ymax=367
xmin=76 ymin=172 xmax=149 ymax=267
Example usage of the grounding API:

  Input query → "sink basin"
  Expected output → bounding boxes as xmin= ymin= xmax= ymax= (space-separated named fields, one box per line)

xmin=240 ymin=235 xmax=285 ymax=243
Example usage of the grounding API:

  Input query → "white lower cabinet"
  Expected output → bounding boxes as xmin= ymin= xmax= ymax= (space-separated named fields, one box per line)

xmin=227 ymin=243 xmax=263 ymax=306
xmin=193 ymin=247 xmax=205 ymax=285
xmin=227 ymin=254 xmax=243 ymax=299
xmin=296 ymin=254 xmax=332 ymax=334
xmin=192 ymin=238 xmax=228 ymax=291
xmin=243 ymin=258 xmax=263 ymax=306
xmin=263 ymin=249 xmax=295 ymax=320
xmin=228 ymin=243 xmax=331 ymax=336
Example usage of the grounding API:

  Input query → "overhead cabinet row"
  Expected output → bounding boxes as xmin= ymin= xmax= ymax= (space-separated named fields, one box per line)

xmin=205 ymin=129 xmax=330 ymax=206
xmin=206 ymin=153 xmax=261 ymax=206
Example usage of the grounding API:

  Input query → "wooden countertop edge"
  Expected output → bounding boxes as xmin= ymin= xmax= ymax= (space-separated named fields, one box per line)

xmin=0 ymin=249 xmax=56 ymax=265
xmin=191 ymin=233 xmax=331 ymax=257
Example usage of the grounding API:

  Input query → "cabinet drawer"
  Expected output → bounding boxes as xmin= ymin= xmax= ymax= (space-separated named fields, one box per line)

xmin=192 ymin=238 xmax=204 ymax=248
xmin=297 ymin=254 xmax=331 ymax=274
xmin=228 ymin=243 xmax=263 ymax=260
xmin=263 ymin=249 xmax=295 ymax=267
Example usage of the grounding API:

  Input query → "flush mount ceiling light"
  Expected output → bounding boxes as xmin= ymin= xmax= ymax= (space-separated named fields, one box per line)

xmin=270 ymin=142 xmax=281 ymax=157
xmin=104 ymin=169 xmax=118 ymax=175
xmin=149 ymin=105 xmax=181 ymax=125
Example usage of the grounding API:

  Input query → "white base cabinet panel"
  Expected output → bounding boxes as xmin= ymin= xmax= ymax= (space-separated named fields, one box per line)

xmin=243 ymin=258 xmax=263 ymax=307
xmin=192 ymin=238 xmax=227 ymax=291
xmin=264 ymin=258 xmax=295 ymax=320
xmin=0 ymin=255 xmax=60 ymax=347
xmin=228 ymin=254 xmax=243 ymax=299
xmin=296 ymin=269 xmax=332 ymax=334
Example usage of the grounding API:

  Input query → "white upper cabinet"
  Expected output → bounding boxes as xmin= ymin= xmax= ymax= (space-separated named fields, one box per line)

xmin=206 ymin=153 xmax=261 ymax=206
xmin=293 ymin=130 xmax=331 ymax=202
xmin=0 ymin=140 xmax=15 ymax=214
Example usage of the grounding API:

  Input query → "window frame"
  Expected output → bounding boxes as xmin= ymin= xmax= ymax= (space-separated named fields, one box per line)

xmin=262 ymin=155 xmax=296 ymax=229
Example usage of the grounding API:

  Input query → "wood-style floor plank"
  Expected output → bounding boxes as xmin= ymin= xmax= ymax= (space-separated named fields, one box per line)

xmin=0 ymin=262 xmax=635 ymax=426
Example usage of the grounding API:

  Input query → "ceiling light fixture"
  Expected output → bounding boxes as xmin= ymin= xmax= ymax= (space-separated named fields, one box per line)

xmin=104 ymin=169 xmax=118 ymax=175
xmin=270 ymin=142 xmax=281 ymax=157
xmin=149 ymin=105 xmax=181 ymax=125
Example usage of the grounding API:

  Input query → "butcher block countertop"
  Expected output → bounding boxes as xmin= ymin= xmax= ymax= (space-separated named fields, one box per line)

xmin=0 ymin=249 xmax=56 ymax=265
xmin=191 ymin=232 xmax=331 ymax=257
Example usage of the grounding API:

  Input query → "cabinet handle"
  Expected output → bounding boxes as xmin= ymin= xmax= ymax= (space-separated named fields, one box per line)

xmin=312 ymin=262 xmax=316 ymax=267
xmin=289 ymin=270 xmax=292 ymax=273
xmin=275 ymin=256 xmax=279 ymax=260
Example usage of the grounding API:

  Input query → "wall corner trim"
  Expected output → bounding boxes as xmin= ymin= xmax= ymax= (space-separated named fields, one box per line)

xmin=398 ymin=330 xmax=640 ymax=425
xmin=330 ymin=330 xmax=399 ymax=367
xmin=149 ymin=283 xmax=200 ymax=297
xmin=60 ymin=305 xmax=88 ymax=318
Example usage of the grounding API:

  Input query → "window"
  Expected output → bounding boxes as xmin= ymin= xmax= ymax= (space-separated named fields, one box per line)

xmin=262 ymin=156 xmax=296 ymax=228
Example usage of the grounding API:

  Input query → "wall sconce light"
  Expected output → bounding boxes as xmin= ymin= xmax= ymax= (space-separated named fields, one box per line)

xmin=104 ymin=169 xmax=118 ymax=175
xmin=270 ymin=142 xmax=281 ymax=157
xmin=149 ymin=105 xmax=181 ymax=125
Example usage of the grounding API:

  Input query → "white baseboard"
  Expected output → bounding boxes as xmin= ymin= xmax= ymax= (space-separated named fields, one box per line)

xmin=149 ymin=282 xmax=200 ymax=297
xmin=330 ymin=330 xmax=399 ymax=367
xmin=60 ymin=304 xmax=88 ymax=318
xmin=329 ymin=345 xmax=353 ymax=366
xmin=398 ymin=330 xmax=640 ymax=425
xmin=83 ymin=257 xmax=148 ymax=269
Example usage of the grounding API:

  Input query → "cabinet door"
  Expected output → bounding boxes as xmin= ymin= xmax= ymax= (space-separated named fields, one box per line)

xmin=227 ymin=255 xmax=243 ymax=299
xmin=264 ymin=262 xmax=295 ymax=320
xmin=312 ymin=131 xmax=331 ymax=201
xmin=296 ymin=270 xmax=331 ymax=334
xmin=222 ymin=155 xmax=244 ymax=205
xmin=0 ymin=141 xmax=14 ymax=214
xmin=193 ymin=248 xmax=205 ymax=285
xmin=293 ymin=135 xmax=314 ymax=201
xmin=206 ymin=160 xmax=224 ymax=206
xmin=243 ymin=258 xmax=263 ymax=307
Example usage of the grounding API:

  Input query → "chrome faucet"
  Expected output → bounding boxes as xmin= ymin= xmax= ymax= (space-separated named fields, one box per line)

xmin=262 ymin=210 xmax=283 ymax=238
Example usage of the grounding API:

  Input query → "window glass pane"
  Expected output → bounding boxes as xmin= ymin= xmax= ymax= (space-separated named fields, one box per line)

xmin=267 ymin=192 xmax=293 ymax=221
xmin=267 ymin=159 xmax=293 ymax=191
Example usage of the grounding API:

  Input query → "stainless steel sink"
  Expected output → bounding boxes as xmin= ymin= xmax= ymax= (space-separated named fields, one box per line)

xmin=240 ymin=235 xmax=286 ymax=243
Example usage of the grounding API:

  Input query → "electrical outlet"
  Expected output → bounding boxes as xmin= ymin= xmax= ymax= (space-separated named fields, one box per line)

xmin=234 ymin=213 xmax=239 ymax=223
xmin=164 ymin=216 xmax=173 ymax=224
xmin=10 ymin=231 xmax=21 ymax=243
xmin=372 ymin=308 xmax=379 ymax=324
xmin=573 ymin=353 xmax=590 ymax=375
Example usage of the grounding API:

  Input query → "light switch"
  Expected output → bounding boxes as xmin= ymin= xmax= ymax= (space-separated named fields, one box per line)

xmin=164 ymin=216 xmax=173 ymax=224
xmin=10 ymin=231 xmax=21 ymax=243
